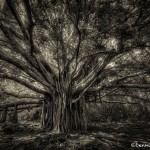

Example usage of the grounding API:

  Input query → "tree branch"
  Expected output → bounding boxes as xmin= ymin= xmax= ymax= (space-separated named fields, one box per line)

xmin=0 ymin=89 xmax=43 ymax=99
xmin=105 ymin=84 xmax=150 ymax=89
xmin=0 ymin=73 xmax=47 ymax=94
xmin=0 ymin=101 xmax=43 ymax=108
xmin=88 ymin=71 xmax=149 ymax=92
xmin=6 ymin=0 xmax=29 ymax=40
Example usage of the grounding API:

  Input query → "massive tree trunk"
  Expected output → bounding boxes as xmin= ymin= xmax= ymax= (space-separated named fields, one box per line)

xmin=41 ymin=93 xmax=87 ymax=133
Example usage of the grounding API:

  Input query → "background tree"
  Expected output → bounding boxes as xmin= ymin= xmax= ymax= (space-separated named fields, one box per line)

xmin=0 ymin=0 xmax=150 ymax=133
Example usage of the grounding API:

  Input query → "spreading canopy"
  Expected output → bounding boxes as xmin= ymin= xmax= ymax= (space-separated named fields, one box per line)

xmin=0 ymin=0 xmax=150 ymax=104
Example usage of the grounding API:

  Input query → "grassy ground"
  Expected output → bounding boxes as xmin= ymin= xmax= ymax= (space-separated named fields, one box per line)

xmin=0 ymin=122 xmax=150 ymax=150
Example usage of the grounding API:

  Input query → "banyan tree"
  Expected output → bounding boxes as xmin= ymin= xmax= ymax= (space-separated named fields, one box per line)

xmin=0 ymin=0 xmax=150 ymax=133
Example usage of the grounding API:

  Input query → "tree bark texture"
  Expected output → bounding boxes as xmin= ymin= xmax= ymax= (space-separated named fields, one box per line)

xmin=41 ymin=94 xmax=87 ymax=133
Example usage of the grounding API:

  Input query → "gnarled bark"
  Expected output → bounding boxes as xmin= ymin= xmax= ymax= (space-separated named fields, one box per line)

xmin=41 ymin=94 xmax=87 ymax=133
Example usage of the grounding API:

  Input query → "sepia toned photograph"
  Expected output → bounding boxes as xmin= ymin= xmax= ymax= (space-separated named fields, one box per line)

xmin=0 ymin=0 xmax=150 ymax=149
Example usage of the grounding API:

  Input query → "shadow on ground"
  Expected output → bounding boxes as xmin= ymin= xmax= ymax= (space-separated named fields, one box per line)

xmin=0 ymin=122 xmax=150 ymax=150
